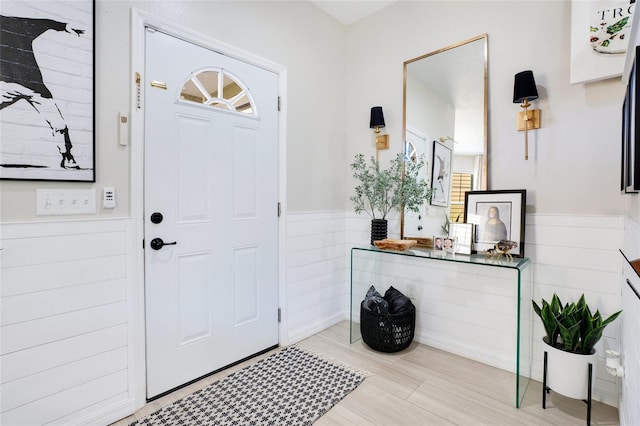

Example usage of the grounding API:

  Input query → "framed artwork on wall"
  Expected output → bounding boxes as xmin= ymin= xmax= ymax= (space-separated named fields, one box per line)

xmin=430 ymin=141 xmax=451 ymax=208
xmin=0 ymin=0 xmax=95 ymax=182
xmin=622 ymin=45 xmax=640 ymax=193
xmin=464 ymin=189 xmax=527 ymax=258
xmin=569 ymin=0 xmax=635 ymax=84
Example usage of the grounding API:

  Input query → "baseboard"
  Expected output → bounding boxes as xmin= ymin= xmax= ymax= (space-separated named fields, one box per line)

xmin=414 ymin=330 xmax=514 ymax=374
xmin=67 ymin=397 xmax=136 ymax=426
xmin=287 ymin=311 xmax=347 ymax=344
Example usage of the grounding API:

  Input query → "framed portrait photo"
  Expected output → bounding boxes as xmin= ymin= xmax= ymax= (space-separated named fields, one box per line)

xmin=464 ymin=190 xmax=527 ymax=257
xmin=0 ymin=0 xmax=95 ymax=181
xmin=430 ymin=141 xmax=452 ymax=207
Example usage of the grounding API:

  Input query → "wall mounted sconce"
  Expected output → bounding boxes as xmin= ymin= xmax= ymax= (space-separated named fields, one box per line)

xmin=370 ymin=106 xmax=389 ymax=151
xmin=439 ymin=136 xmax=458 ymax=144
xmin=513 ymin=70 xmax=540 ymax=160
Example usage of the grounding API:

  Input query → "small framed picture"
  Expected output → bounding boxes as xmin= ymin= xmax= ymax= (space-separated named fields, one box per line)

xmin=449 ymin=223 xmax=473 ymax=255
xmin=443 ymin=236 xmax=455 ymax=253
xmin=464 ymin=189 xmax=526 ymax=257
xmin=433 ymin=235 xmax=454 ymax=253
xmin=433 ymin=236 xmax=446 ymax=251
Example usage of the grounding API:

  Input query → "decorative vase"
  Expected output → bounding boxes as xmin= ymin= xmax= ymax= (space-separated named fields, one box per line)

xmin=370 ymin=219 xmax=388 ymax=245
xmin=544 ymin=338 xmax=596 ymax=400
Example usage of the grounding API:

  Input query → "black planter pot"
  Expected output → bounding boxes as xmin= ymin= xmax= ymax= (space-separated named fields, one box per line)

xmin=370 ymin=219 xmax=388 ymax=245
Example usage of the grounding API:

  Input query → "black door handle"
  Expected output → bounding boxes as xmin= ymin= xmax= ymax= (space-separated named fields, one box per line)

xmin=150 ymin=237 xmax=177 ymax=250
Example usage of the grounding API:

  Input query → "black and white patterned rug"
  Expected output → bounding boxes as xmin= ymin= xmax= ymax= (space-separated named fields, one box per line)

xmin=131 ymin=346 xmax=365 ymax=425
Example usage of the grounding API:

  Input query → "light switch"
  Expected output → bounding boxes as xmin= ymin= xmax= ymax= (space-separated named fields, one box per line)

xmin=37 ymin=189 xmax=97 ymax=215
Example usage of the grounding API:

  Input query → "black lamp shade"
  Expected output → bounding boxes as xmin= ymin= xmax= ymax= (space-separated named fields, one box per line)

xmin=513 ymin=70 xmax=539 ymax=103
xmin=370 ymin=106 xmax=385 ymax=129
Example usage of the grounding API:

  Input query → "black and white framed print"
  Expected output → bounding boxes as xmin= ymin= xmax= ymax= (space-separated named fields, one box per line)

xmin=0 ymin=0 xmax=95 ymax=181
xmin=464 ymin=190 xmax=526 ymax=257
xmin=430 ymin=141 xmax=452 ymax=207
xmin=622 ymin=45 xmax=640 ymax=193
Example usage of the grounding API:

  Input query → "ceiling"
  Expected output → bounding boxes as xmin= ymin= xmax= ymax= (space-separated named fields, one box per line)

xmin=309 ymin=1 xmax=398 ymax=25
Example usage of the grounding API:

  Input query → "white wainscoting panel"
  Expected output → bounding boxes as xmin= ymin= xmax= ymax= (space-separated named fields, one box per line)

xmin=286 ymin=212 xmax=347 ymax=343
xmin=346 ymin=214 xmax=624 ymax=408
xmin=0 ymin=219 xmax=134 ymax=425
xmin=350 ymin=248 xmax=527 ymax=373
xmin=527 ymin=214 xmax=623 ymax=407
xmin=620 ymin=216 xmax=640 ymax=426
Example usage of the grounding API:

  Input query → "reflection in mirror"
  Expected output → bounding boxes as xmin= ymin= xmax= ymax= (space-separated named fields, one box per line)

xmin=401 ymin=34 xmax=488 ymax=243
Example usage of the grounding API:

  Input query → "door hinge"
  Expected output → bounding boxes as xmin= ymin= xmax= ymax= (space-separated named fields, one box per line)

xmin=278 ymin=308 xmax=281 ymax=323
xmin=135 ymin=72 xmax=141 ymax=109
xmin=142 ymin=239 xmax=145 ymax=249
xmin=277 ymin=96 xmax=281 ymax=111
xmin=277 ymin=202 xmax=281 ymax=217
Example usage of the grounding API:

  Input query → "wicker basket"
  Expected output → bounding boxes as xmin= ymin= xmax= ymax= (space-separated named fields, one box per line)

xmin=360 ymin=301 xmax=415 ymax=353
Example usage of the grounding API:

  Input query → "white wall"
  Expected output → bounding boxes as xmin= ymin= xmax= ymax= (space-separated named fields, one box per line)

xmin=620 ymin=217 xmax=640 ymax=425
xmin=0 ymin=0 xmax=349 ymax=221
xmin=285 ymin=212 xmax=348 ymax=342
xmin=345 ymin=1 xmax=631 ymax=216
xmin=0 ymin=220 xmax=134 ymax=425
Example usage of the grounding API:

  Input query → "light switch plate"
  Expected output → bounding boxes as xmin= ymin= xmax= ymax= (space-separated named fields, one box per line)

xmin=103 ymin=187 xmax=116 ymax=208
xmin=36 ymin=189 xmax=97 ymax=215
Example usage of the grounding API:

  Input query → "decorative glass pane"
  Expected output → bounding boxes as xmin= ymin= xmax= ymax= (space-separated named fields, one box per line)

xmin=179 ymin=68 xmax=255 ymax=115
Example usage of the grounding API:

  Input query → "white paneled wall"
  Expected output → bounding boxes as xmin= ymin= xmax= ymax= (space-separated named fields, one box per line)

xmin=351 ymin=248 xmax=528 ymax=374
xmin=527 ymin=215 xmax=623 ymax=407
xmin=285 ymin=212 xmax=348 ymax=343
xmin=0 ymin=219 xmax=134 ymax=425
xmin=620 ymin=216 xmax=640 ymax=426
xmin=621 ymin=261 xmax=640 ymax=426
xmin=0 ymin=212 xmax=629 ymax=424
xmin=346 ymin=213 xmax=624 ymax=407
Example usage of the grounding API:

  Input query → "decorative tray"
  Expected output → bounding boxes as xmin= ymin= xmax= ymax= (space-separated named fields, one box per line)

xmin=373 ymin=239 xmax=418 ymax=251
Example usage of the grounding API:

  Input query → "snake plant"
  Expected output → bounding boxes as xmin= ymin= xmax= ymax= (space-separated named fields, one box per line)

xmin=532 ymin=294 xmax=622 ymax=355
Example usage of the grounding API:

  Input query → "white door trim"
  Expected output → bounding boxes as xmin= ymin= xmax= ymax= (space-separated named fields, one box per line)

xmin=129 ymin=8 xmax=288 ymax=411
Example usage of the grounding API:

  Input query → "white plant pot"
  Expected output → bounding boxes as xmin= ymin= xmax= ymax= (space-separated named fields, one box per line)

xmin=544 ymin=339 xmax=596 ymax=400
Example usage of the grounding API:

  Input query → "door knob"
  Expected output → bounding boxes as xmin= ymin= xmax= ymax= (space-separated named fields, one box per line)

xmin=150 ymin=237 xmax=177 ymax=250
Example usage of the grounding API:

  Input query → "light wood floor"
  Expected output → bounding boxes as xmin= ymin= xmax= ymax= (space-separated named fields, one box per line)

xmin=113 ymin=321 xmax=619 ymax=425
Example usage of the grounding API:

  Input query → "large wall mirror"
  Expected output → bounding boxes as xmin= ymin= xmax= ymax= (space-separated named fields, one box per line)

xmin=401 ymin=34 xmax=488 ymax=243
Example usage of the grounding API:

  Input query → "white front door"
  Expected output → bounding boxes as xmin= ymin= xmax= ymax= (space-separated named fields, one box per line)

xmin=144 ymin=28 xmax=279 ymax=399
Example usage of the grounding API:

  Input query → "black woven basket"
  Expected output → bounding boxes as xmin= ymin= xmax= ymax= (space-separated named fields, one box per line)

xmin=360 ymin=301 xmax=415 ymax=353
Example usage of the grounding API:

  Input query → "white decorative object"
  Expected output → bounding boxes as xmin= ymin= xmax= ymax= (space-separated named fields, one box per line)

xmin=605 ymin=349 xmax=625 ymax=377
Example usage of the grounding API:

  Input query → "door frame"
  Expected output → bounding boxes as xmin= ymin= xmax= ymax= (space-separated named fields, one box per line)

xmin=129 ymin=8 xmax=288 ymax=410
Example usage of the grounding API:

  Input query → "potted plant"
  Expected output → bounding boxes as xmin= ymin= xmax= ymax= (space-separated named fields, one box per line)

xmin=532 ymin=293 xmax=622 ymax=399
xmin=350 ymin=153 xmax=433 ymax=244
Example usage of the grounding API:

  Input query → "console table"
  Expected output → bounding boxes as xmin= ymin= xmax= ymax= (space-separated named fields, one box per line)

xmin=349 ymin=245 xmax=533 ymax=408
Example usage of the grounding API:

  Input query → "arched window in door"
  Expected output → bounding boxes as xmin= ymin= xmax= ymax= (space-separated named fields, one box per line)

xmin=179 ymin=68 xmax=256 ymax=115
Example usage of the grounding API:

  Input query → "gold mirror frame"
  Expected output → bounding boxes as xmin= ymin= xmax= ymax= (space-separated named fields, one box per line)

xmin=401 ymin=34 xmax=488 ymax=243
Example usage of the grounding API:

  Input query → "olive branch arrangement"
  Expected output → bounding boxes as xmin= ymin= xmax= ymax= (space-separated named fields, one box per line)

xmin=350 ymin=153 xmax=434 ymax=220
